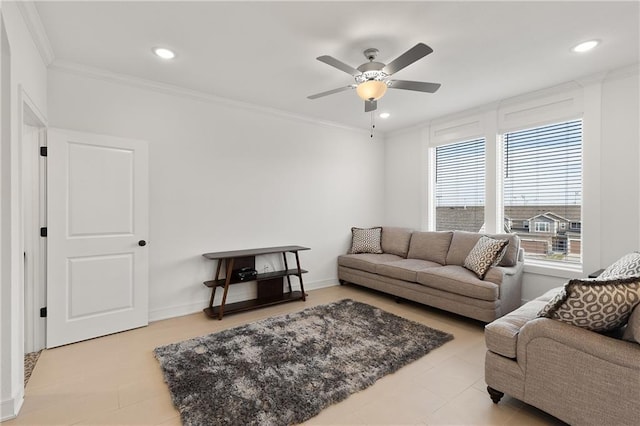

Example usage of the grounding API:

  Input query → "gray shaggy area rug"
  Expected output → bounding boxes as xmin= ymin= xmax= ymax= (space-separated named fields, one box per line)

xmin=153 ymin=299 xmax=453 ymax=426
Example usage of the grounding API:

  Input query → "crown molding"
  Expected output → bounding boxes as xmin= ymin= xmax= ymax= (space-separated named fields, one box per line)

xmin=602 ymin=62 xmax=640 ymax=82
xmin=15 ymin=1 xmax=54 ymax=66
xmin=49 ymin=59 xmax=370 ymax=136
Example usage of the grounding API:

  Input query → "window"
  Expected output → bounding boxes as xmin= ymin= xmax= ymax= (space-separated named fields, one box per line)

xmin=534 ymin=222 xmax=550 ymax=233
xmin=553 ymin=238 xmax=568 ymax=252
xmin=503 ymin=119 xmax=582 ymax=264
xmin=435 ymin=138 xmax=485 ymax=232
xmin=559 ymin=222 xmax=567 ymax=230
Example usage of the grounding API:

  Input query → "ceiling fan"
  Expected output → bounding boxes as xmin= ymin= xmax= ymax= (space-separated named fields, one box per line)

xmin=307 ymin=43 xmax=441 ymax=112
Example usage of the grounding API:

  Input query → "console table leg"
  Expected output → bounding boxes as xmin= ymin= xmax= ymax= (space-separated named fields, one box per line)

xmin=208 ymin=260 xmax=223 ymax=308
xmin=294 ymin=251 xmax=306 ymax=301
xmin=218 ymin=258 xmax=235 ymax=320
xmin=282 ymin=253 xmax=292 ymax=292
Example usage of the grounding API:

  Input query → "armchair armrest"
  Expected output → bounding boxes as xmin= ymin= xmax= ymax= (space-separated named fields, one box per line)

xmin=517 ymin=317 xmax=640 ymax=370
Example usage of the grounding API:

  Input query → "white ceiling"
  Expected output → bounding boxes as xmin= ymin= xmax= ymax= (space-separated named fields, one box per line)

xmin=34 ymin=1 xmax=640 ymax=133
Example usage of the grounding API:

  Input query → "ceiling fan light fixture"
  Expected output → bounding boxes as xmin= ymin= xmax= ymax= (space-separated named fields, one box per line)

xmin=356 ymin=80 xmax=388 ymax=101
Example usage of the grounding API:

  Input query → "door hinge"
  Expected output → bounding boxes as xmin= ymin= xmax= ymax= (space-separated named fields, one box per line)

xmin=40 ymin=227 xmax=47 ymax=237
xmin=40 ymin=146 xmax=47 ymax=157
xmin=40 ymin=307 xmax=47 ymax=318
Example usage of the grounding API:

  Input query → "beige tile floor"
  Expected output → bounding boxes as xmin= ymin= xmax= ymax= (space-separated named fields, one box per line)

xmin=6 ymin=285 xmax=566 ymax=425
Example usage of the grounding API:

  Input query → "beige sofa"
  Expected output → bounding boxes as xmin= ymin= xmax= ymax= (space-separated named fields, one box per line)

xmin=338 ymin=228 xmax=524 ymax=322
xmin=485 ymin=288 xmax=640 ymax=425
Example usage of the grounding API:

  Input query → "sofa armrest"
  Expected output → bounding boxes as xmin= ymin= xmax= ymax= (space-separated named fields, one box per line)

xmin=517 ymin=317 xmax=640 ymax=370
xmin=486 ymin=263 xmax=521 ymax=279
xmin=484 ymin=261 xmax=524 ymax=317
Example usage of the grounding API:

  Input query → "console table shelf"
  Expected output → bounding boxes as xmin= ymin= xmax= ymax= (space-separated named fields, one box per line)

xmin=202 ymin=245 xmax=309 ymax=320
xmin=203 ymin=268 xmax=308 ymax=288
xmin=203 ymin=291 xmax=305 ymax=318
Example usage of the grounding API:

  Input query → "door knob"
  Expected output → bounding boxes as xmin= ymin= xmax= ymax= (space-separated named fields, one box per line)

xmin=138 ymin=240 xmax=147 ymax=247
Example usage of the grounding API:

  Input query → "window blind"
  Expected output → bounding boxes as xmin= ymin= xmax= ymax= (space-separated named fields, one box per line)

xmin=435 ymin=138 xmax=485 ymax=232
xmin=504 ymin=120 xmax=582 ymax=206
xmin=503 ymin=119 xmax=582 ymax=264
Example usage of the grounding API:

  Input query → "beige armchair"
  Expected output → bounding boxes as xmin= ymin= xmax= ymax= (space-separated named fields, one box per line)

xmin=484 ymin=288 xmax=640 ymax=425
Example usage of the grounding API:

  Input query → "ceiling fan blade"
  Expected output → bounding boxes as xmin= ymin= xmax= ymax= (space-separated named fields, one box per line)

xmin=365 ymin=99 xmax=377 ymax=112
xmin=317 ymin=55 xmax=361 ymax=76
xmin=382 ymin=43 xmax=433 ymax=75
xmin=387 ymin=80 xmax=441 ymax=93
xmin=307 ymin=85 xmax=356 ymax=99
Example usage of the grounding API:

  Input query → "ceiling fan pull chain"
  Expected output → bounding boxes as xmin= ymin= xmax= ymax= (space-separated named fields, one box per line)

xmin=370 ymin=111 xmax=375 ymax=138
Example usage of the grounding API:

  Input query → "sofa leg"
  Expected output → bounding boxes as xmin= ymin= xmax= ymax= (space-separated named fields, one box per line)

xmin=339 ymin=280 xmax=346 ymax=286
xmin=487 ymin=386 xmax=504 ymax=404
xmin=395 ymin=297 xmax=403 ymax=304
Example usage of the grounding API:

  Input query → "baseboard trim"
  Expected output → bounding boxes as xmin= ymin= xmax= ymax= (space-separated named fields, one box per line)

xmin=149 ymin=279 xmax=339 ymax=322
xmin=1 ymin=389 xmax=24 ymax=422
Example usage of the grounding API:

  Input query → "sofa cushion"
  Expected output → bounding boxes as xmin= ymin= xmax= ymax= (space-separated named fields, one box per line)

xmin=445 ymin=231 xmax=483 ymax=266
xmin=622 ymin=303 xmax=640 ymax=344
xmin=381 ymin=227 xmax=413 ymax=258
xmin=599 ymin=252 xmax=640 ymax=279
xmin=407 ymin=231 xmax=453 ymax=264
xmin=463 ymin=236 xmax=509 ymax=279
xmin=488 ymin=233 xmax=521 ymax=267
xmin=416 ymin=265 xmax=499 ymax=301
xmin=538 ymin=276 xmax=640 ymax=332
xmin=376 ymin=259 xmax=441 ymax=282
xmin=350 ymin=227 xmax=383 ymax=254
xmin=338 ymin=253 xmax=403 ymax=274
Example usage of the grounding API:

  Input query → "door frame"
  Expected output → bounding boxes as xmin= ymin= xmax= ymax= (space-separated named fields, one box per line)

xmin=19 ymin=87 xmax=47 ymax=353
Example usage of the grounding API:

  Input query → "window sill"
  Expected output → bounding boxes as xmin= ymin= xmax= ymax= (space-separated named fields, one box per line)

xmin=523 ymin=260 xmax=583 ymax=279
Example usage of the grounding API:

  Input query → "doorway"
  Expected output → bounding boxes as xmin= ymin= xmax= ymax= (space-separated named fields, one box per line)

xmin=21 ymin=89 xmax=47 ymax=353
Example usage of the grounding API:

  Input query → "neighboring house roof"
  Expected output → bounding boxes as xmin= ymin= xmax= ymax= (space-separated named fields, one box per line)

xmin=528 ymin=212 xmax=570 ymax=222
xmin=504 ymin=205 xmax=581 ymax=222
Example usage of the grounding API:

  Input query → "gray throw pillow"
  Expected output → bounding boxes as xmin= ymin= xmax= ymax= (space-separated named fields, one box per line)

xmin=350 ymin=227 xmax=383 ymax=254
xmin=538 ymin=276 xmax=640 ymax=332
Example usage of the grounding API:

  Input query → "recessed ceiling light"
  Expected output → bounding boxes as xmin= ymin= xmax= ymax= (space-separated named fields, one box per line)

xmin=379 ymin=112 xmax=390 ymax=119
xmin=572 ymin=40 xmax=599 ymax=53
xmin=153 ymin=47 xmax=175 ymax=60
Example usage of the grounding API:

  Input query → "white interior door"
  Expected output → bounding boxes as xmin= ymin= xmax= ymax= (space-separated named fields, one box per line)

xmin=46 ymin=128 xmax=149 ymax=348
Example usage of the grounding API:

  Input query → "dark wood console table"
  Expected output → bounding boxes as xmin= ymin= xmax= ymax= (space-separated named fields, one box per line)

xmin=202 ymin=245 xmax=309 ymax=320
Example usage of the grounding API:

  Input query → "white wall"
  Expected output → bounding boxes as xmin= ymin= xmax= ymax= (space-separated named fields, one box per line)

xmin=383 ymin=126 xmax=425 ymax=228
xmin=0 ymin=1 xmax=48 ymax=420
xmin=600 ymin=71 xmax=640 ymax=265
xmin=384 ymin=66 xmax=640 ymax=301
xmin=47 ymin=68 xmax=385 ymax=320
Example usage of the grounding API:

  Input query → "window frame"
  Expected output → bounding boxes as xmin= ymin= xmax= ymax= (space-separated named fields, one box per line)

xmin=534 ymin=221 xmax=551 ymax=233
xmin=501 ymin=118 xmax=583 ymax=267
xmin=425 ymin=84 xmax=596 ymax=276
xmin=433 ymin=137 xmax=487 ymax=232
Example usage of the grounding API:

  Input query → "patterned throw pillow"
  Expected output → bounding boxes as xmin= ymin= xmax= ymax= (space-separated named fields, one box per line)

xmin=598 ymin=252 xmax=640 ymax=279
xmin=537 ymin=276 xmax=640 ymax=332
xmin=350 ymin=227 xmax=383 ymax=254
xmin=463 ymin=236 xmax=509 ymax=279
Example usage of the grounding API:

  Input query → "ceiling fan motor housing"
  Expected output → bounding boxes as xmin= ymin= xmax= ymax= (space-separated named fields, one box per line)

xmin=355 ymin=63 xmax=388 ymax=83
